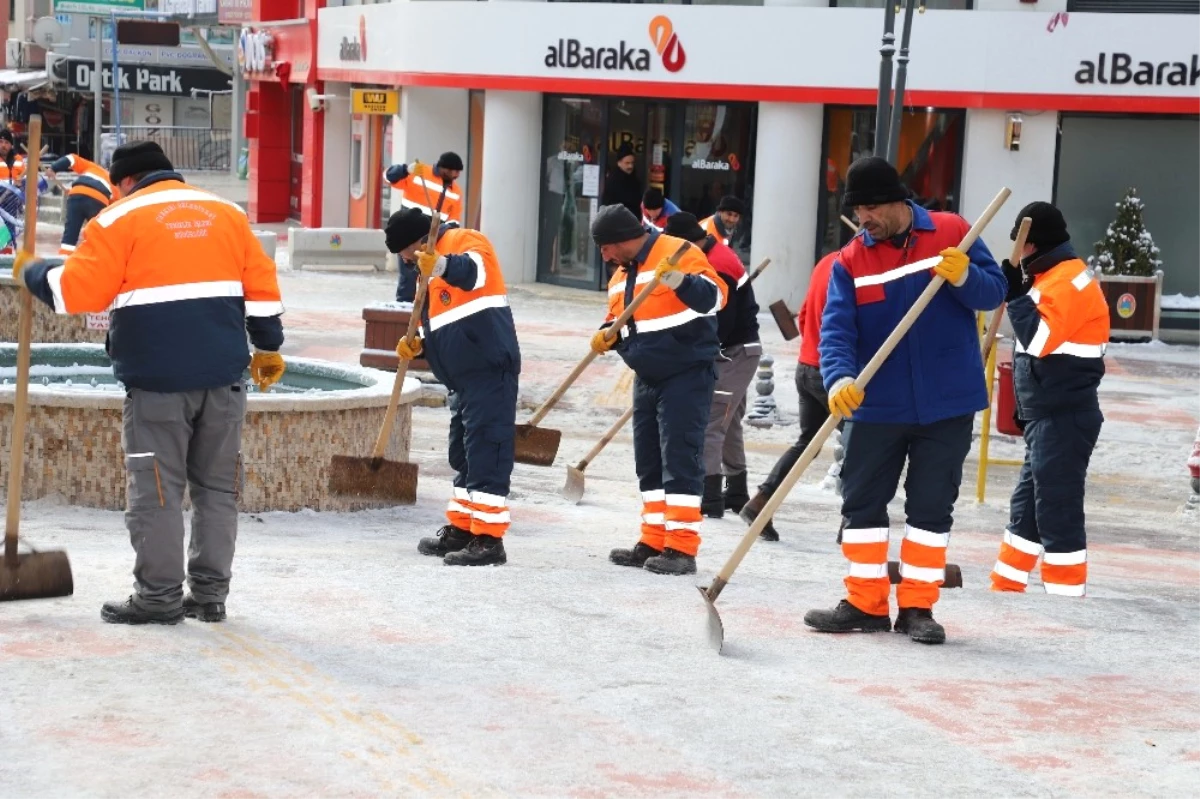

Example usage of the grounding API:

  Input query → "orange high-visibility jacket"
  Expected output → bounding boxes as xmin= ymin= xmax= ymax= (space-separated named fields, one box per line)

xmin=385 ymin=163 xmax=463 ymax=223
xmin=605 ymin=232 xmax=727 ymax=381
xmin=0 ymin=154 xmax=26 ymax=181
xmin=50 ymin=153 xmax=117 ymax=206
xmin=1008 ymin=245 xmax=1110 ymax=419
xmin=700 ymin=214 xmax=732 ymax=246
xmin=419 ymin=227 xmax=520 ymax=386
xmin=22 ymin=174 xmax=284 ymax=393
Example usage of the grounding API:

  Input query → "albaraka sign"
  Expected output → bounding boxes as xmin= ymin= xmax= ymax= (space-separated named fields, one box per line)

xmin=1075 ymin=53 xmax=1199 ymax=87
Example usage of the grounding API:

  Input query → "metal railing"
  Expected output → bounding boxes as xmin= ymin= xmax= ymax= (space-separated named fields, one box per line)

xmin=98 ymin=127 xmax=232 ymax=172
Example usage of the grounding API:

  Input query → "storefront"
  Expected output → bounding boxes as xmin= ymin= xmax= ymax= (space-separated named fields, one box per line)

xmin=310 ymin=3 xmax=1200 ymax=307
xmin=539 ymin=96 xmax=756 ymax=289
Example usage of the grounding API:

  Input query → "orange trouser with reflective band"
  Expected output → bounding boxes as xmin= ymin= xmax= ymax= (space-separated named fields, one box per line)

xmin=843 ymin=525 xmax=948 ymax=616
xmin=446 ymin=487 xmax=510 ymax=538
xmin=637 ymin=491 xmax=703 ymax=556
xmin=991 ymin=532 xmax=1087 ymax=596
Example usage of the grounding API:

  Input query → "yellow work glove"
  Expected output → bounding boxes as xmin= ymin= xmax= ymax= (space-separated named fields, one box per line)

xmin=250 ymin=351 xmax=286 ymax=393
xmin=11 ymin=249 xmax=35 ymax=282
xmin=590 ymin=329 xmax=616 ymax=355
xmin=828 ymin=377 xmax=865 ymax=419
xmin=396 ymin=336 xmax=424 ymax=361
xmin=653 ymin=258 xmax=685 ymax=290
xmin=416 ymin=249 xmax=442 ymax=278
xmin=933 ymin=247 xmax=970 ymax=287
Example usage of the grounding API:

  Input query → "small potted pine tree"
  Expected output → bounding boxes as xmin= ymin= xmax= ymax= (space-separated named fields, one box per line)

xmin=1088 ymin=187 xmax=1164 ymax=341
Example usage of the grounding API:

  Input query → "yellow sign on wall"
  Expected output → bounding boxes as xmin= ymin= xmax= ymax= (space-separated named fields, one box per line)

xmin=351 ymin=89 xmax=399 ymax=115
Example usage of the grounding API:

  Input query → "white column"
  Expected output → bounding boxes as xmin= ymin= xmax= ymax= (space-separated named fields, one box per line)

xmin=390 ymin=87 xmax=470 ymax=216
xmin=321 ymin=83 xmax=353 ymax=228
xmin=960 ymin=109 xmax=1058 ymax=262
xmin=749 ymin=102 xmax=824 ymax=312
xmin=479 ymin=90 xmax=542 ymax=285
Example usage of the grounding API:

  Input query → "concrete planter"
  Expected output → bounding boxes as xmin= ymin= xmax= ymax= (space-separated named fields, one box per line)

xmin=1098 ymin=272 xmax=1162 ymax=341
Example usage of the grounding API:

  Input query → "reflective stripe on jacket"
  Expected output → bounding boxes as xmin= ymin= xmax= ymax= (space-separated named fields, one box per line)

xmin=23 ymin=171 xmax=284 ymax=392
xmin=1008 ymin=243 xmax=1109 ymax=420
xmin=50 ymin=154 xmax=116 ymax=206
xmin=700 ymin=214 xmax=731 ymax=246
xmin=384 ymin=163 xmax=463 ymax=223
xmin=606 ymin=232 xmax=727 ymax=382
xmin=419 ymin=227 xmax=520 ymax=387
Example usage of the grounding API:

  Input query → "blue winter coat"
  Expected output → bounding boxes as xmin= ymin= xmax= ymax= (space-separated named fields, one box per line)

xmin=820 ymin=202 xmax=1006 ymax=425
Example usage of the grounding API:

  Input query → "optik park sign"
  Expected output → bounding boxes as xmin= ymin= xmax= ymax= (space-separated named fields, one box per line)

xmin=69 ymin=61 xmax=232 ymax=96
xmin=545 ymin=15 xmax=686 ymax=73
xmin=1074 ymin=53 xmax=1200 ymax=86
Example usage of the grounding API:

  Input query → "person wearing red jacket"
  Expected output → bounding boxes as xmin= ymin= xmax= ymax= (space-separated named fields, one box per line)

xmin=740 ymin=251 xmax=838 ymax=541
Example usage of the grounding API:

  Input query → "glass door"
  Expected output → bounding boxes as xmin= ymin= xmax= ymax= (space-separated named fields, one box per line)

xmin=679 ymin=102 xmax=756 ymax=261
xmin=537 ymin=97 xmax=606 ymax=289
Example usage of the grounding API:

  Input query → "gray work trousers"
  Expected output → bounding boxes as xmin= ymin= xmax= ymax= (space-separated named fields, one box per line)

xmin=122 ymin=385 xmax=246 ymax=610
xmin=703 ymin=342 xmax=762 ymax=476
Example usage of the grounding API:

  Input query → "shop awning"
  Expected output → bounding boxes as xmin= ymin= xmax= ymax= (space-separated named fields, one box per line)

xmin=0 ymin=70 xmax=49 ymax=90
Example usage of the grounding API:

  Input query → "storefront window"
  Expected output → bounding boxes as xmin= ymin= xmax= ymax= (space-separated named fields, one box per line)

xmin=819 ymin=106 xmax=965 ymax=256
xmin=679 ymin=103 xmax=756 ymax=260
xmin=537 ymin=96 xmax=606 ymax=289
xmin=350 ymin=115 xmax=365 ymax=200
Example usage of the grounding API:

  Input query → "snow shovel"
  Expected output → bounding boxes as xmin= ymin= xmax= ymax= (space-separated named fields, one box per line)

xmin=698 ymin=186 xmax=1013 ymax=653
xmin=981 ymin=216 xmax=1031 ymax=363
xmin=514 ymin=241 xmax=692 ymax=467
xmin=2 ymin=116 xmax=75 ymax=602
xmin=560 ymin=257 xmax=773 ymax=502
xmin=327 ymin=181 xmax=444 ymax=502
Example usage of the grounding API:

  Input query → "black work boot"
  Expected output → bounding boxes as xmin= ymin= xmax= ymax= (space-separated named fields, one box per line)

xmin=610 ymin=541 xmax=661 ymax=568
xmin=418 ymin=524 xmax=474 ymax=557
xmin=701 ymin=475 xmax=725 ymax=519
xmin=803 ymin=600 xmax=891 ymax=633
xmin=643 ymin=548 xmax=697 ymax=576
xmin=894 ymin=608 xmax=946 ymax=645
xmin=100 ymin=597 xmax=184 ymax=626
xmin=723 ymin=471 xmax=751 ymax=513
xmin=739 ymin=490 xmax=779 ymax=541
xmin=444 ymin=534 xmax=507 ymax=566
xmin=182 ymin=594 xmax=226 ymax=623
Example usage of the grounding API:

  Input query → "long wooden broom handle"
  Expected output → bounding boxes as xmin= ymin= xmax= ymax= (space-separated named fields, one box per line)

xmin=525 ymin=240 xmax=692 ymax=429
xmin=368 ymin=176 xmax=445 ymax=462
xmin=575 ymin=405 xmax=635 ymax=470
xmin=981 ymin=216 xmax=1031 ymax=362
xmin=5 ymin=117 xmax=42 ymax=566
xmin=705 ymin=187 xmax=1012 ymax=601
xmin=746 ymin=257 xmax=771 ymax=283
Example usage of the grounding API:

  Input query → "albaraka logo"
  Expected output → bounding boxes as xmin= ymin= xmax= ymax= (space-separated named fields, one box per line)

xmin=340 ymin=15 xmax=367 ymax=62
xmin=544 ymin=15 xmax=685 ymax=73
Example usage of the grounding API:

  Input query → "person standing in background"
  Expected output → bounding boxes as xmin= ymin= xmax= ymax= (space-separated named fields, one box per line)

xmin=601 ymin=143 xmax=642 ymax=220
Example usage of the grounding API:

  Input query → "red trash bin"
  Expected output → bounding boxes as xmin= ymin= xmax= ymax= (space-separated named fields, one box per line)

xmin=995 ymin=360 xmax=1022 ymax=436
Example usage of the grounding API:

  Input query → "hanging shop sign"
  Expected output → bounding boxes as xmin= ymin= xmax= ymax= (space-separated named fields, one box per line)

xmin=67 ymin=60 xmax=232 ymax=96
xmin=351 ymin=88 xmax=399 ymax=115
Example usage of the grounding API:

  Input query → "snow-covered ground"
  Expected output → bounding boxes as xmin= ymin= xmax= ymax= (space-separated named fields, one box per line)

xmin=3 ymin=267 xmax=1198 ymax=798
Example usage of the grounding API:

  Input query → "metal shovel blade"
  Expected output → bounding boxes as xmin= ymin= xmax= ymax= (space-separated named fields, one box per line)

xmin=327 ymin=455 xmax=418 ymax=504
xmin=697 ymin=585 xmax=725 ymax=654
xmin=513 ymin=424 xmax=562 ymax=467
xmin=0 ymin=549 xmax=74 ymax=602
xmin=560 ymin=464 xmax=586 ymax=504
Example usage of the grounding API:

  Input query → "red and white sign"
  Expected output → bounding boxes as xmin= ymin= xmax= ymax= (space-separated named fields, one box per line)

xmin=317 ymin=3 xmax=1200 ymax=114
xmin=218 ymin=0 xmax=253 ymax=26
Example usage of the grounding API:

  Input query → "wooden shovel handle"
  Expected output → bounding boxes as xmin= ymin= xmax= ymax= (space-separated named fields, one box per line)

xmin=705 ymin=186 xmax=1012 ymax=600
xmin=576 ymin=405 xmax=635 ymax=470
xmin=369 ymin=203 xmax=442 ymax=463
xmin=5 ymin=116 xmax=42 ymax=566
xmin=526 ymin=240 xmax=691 ymax=429
xmin=981 ymin=216 xmax=1031 ymax=362
xmin=746 ymin=258 xmax=771 ymax=284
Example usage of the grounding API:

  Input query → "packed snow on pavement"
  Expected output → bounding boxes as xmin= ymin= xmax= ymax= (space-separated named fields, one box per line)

xmin=2 ymin=267 xmax=1198 ymax=798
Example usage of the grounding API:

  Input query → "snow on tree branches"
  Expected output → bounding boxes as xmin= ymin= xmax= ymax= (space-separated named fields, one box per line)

xmin=1088 ymin=188 xmax=1163 ymax=278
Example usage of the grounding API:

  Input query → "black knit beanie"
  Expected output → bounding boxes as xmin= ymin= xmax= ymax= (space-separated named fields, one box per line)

xmin=592 ymin=205 xmax=646 ymax=246
xmin=385 ymin=207 xmax=433 ymax=254
xmin=109 ymin=141 xmax=174 ymax=184
xmin=663 ymin=212 xmax=707 ymax=243
xmin=1012 ymin=201 xmax=1069 ymax=250
xmin=436 ymin=151 xmax=464 ymax=171
xmin=642 ymin=188 xmax=665 ymax=210
xmin=716 ymin=195 xmax=745 ymax=215
xmin=0 ymin=129 xmax=12 ymax=144
xmin=843 ymin=156 xmax=908 ymax=207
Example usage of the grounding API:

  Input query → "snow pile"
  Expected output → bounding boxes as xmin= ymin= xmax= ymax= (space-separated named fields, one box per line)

xmin=1161 ymin=293 xmax=1200 ymax=311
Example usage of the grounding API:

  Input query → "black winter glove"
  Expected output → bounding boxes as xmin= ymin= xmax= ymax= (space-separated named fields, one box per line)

xmin=1002 ymin=259 xmax=1032 ymax=303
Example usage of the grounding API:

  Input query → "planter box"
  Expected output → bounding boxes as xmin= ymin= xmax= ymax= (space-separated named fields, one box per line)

xmin=1098 ymin=273 xmax=1162 ymax=342
xmin=361 ymin=304 xmax=429 ymax=373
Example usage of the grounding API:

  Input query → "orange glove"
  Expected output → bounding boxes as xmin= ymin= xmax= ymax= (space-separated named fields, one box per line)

xmin=12 ymin=250 xmax=36 ymax=282
xmin=933 ymin=247 xmax=969 ymax=287
xmin=828 ymin=377 xmax=865 ymax=419
xmin=416 ymin=250 xmax=443 ymax=278
xmin=396 ymin=336 xmax=424 ymax=361
xmin=590 ymin=329 xmax=615 ymax=354
xmin=250 ymin=351 xmax=285 ymax=393
xmin=653 ymin=258 xmax=684 ymax=289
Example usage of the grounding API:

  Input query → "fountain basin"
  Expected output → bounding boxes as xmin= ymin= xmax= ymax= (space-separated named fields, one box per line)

xmin=0 ymin=267 xmax=108 ymax=345
xmin=0 ymin=344 xmax=425 ymax=512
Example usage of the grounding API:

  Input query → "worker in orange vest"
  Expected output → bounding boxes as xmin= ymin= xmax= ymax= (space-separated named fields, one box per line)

xmin=699 ymin=195 xmax=744 ymax=247
xmin=14 ymin=141 xmax=285 ymax=625
xmin=990 ymin=202 xmax=1109 ymax=597
xmin=0 ymin=129 xmax=26 ymax=180
xmin=45 ymin=152 xmax=117 ymax=255
xmin=386 ymin=207 xmax=520 ymax=567
xmin=387 ymin=152 xmax=464 ymax=303
xmin=590 ymin=204 xmax=728 ymax=576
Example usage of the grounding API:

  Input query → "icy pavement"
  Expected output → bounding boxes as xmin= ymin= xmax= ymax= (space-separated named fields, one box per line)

xmin=2 ymin=269 xmax=1198 ymax=797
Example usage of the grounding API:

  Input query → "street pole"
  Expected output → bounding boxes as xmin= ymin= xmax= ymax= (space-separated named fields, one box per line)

xmin=93 ymin=20 xmax=102 ymax=161
xmin=230 ymin=68 xmax=243 ymax=179
xmin=886 ymin=0 xmax=918 ymax=167
xmin=873 ymin=0 xmax=897 ymax=158
xmin=110 ymin=11 xmax=121 ymax=144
